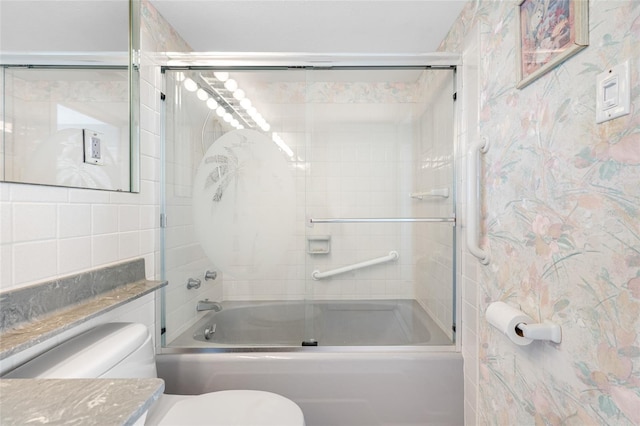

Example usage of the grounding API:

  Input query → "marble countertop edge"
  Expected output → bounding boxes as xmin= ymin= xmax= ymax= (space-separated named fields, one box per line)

xmin=0 ymin=378 xmax=165 ymax=426
xmin=0 ymin=279 xmax=167 ymax=361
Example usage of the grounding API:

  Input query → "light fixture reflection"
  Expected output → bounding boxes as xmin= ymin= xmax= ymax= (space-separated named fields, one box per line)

xmin=183 ymin=78 xmax=198 ymax=92
xmin=207 ymin=98 xmax=218 ymax=110
xmin=224 ymin=79 xmax=238 ymax=92
xmin=196 ymin=88 xmax=209 ymax=101
xmin=272 ymin=132 xmax=294 ymax=158
xmin=213 ymin=72 xmax=229 ymax=82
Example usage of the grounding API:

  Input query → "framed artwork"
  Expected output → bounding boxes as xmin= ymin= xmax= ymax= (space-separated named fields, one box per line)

xmin=516 ymin=0 xmax=588 ymax=89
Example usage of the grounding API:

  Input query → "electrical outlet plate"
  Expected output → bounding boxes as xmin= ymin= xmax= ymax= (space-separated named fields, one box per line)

xmin=596 ymin=60 xmax=631 ymax=124
xmin=83 ymin=129 xmax=104 ymax=165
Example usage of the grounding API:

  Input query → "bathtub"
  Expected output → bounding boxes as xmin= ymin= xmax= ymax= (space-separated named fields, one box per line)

xmin=158 ymin=299 xmax=463 ymax=425
xmin=167 ymin=299 xmax=453 ymax=348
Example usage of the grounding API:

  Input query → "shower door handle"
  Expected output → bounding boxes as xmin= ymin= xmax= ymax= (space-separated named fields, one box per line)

xmin=466 ymin=138 xmax=490 ymax=265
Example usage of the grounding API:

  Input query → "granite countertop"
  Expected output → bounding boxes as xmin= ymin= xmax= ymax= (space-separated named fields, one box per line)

xmin=0 ymin=279 xmax=166 ymax=360
xmin=0 ymin=260 xmax=168 ymax=425
xmin=0 ymin=378 xmax=164 ymax=425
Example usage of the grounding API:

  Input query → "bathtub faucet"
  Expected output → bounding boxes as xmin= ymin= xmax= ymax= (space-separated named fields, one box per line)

xmin=196 ymin=299 xmax=223 ymax=312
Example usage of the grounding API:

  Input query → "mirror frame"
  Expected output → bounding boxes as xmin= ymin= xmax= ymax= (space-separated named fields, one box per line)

xmin=130 ymin=0 xmax=140 ymax=193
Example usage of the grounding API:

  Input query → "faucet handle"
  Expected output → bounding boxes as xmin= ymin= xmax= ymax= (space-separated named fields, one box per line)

xmin=186 ymin=278 xmax=201 ymax=290
xmin=205 ymin=270 xmax=217 ymax=281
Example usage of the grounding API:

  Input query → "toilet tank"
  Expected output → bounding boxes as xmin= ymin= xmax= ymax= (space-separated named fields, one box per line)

xmin=4 ymin=323 xmax=158 ymax=379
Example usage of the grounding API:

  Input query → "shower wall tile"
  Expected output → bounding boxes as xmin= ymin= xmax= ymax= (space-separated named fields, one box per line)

xmin=91 ymin=205 xmax=119 ymax=235
xmin=12 ymin=204 xmax=57 ymax=243
xmin=12 ymin=240 xmax=57 ymax=285
xmin=58 ymin=237 xmax=92 ymax=275
xmin=58 ymin=204 xmax=91 ymax=238
xmin=91 ymin=234 xmax=120 ymax=266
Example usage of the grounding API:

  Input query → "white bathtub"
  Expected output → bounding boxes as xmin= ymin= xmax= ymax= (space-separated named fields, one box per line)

xmin=156 ymin=351 xmax=464 ymax=425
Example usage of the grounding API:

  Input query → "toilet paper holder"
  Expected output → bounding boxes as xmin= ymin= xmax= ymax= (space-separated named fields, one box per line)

xmin=515 ymin=321 xmax=562 ymax=344
xmin=486 ymin=301 xmax=562 ymax=345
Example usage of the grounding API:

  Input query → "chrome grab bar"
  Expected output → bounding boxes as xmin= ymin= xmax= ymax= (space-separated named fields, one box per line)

xmin=309 ymin=217 xmax=455 ymax=224
xmin=312 ymin=251 xmax=399 ymax=280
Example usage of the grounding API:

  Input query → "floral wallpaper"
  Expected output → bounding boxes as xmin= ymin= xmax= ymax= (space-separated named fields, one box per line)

xmin=141 ymin=0 xmax=191 ymax=53
xmin=441 ymin=0 xmax=639 ymax=424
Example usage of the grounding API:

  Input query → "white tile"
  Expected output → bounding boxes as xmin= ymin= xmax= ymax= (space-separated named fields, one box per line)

xmin=463 ymin=275 xmax=478 ymax=306
xmin=10 ymin=184 xmax=68 ymax=203
xmin=58 ymin=237 xmax=91 ymax=275
xmin=119 ymin=231 xmax=140 ymax=259
xmin=140 ymin=78 xmax=155 ymax=109
xmin=464 ymin=400 xmax=477 ymax=426
xmin=139 ymin=179 xmax=157 ymax=206
xmin=91 ymin=233 xmax=119 ymax=266
xmin=140 ymin=155 xmax=159 ymax=182
xmin=109 ymin=191 xmax=140 ymax=205
xmin=140 ymin=130 xmax=159 ymax=158
xmin=58 ymin=204 xmax=91 ymax=238
xmin=139 ymin=229 xmax=156 ymax=255
xmin=462 ymin=300 xmax=478 ymax=333
xmin=68 ymin=188 xmax=110 ymax=204
xmin=0 ymin=245 xmax=13 ymax=291
xmin=119 ymin=205 xmax=141 ymax=232
xmin=13 ymin=203 xmax=57 ymax=242
xmin=92 ymin=205 xmax=119 ymax=235
xmin=0 ymin=183 xmax=9 ymax=201
xmin=13 ymin=240 xmax=57 ymax=285
xmin=139 ymin=205 xmax=157 ymax=230
xmin=1 ymin=202 xmax=13 ymax=243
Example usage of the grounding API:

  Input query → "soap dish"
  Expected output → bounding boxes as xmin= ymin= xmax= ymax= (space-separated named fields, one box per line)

xmin=307 ymin=235 xmax=331 ymax=254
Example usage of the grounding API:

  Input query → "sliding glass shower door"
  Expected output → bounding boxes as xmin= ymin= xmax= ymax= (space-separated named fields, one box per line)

xmin=161 ymin=64 xmax=456 ymax=348
xmin=302 ymin=68 xmax=456 ymax=346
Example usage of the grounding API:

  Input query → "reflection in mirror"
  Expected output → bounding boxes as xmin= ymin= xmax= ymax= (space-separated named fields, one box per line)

xmin=0 ymin=0 xmax=139 ymax=192
xmin=2 ymin=68 xmax=130 ymax=191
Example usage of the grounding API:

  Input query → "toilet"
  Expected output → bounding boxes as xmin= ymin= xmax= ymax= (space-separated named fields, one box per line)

xmin=4 ymin=322 xmax=305 ymax=426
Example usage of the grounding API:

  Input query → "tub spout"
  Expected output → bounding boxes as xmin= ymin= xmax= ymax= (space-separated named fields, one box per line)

xmin=197 ymin=299 xmax=222 ymax=312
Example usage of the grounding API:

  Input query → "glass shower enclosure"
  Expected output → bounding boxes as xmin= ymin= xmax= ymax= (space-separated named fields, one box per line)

xmin=161 ymin=63 xmax=457 ymax=349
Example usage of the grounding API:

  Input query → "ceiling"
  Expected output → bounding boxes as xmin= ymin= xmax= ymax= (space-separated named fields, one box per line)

xmin=149 ymin=0 xmax=467 ymax=54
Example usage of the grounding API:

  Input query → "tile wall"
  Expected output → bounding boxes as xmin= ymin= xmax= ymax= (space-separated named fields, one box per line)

xmin=0 ymin=0 xmax=180 ymax=365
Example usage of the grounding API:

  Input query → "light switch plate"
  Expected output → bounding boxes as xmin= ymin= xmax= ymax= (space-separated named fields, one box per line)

xmin=596 ymin=60 xmax=631 ymax=124
xmin=83 ymin=129 xmax=104 ymax=165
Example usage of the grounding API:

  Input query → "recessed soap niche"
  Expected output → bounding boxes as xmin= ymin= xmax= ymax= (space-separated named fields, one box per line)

xmin=307 ymin=235 xmax=331 ymax=255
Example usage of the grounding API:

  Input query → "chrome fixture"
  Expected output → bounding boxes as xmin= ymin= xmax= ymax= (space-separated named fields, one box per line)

xmin=197 ymin=299 xmax=222 ymax=312
xmin=310 ymin=217 xmax=455 ymax=223
xmin=204 ymin=270 xmax=217 ymax=281
xmin=204 ymin=323 xmax=216 ymax=340
xmin=186 ymin=278 xmax=201 ymax=290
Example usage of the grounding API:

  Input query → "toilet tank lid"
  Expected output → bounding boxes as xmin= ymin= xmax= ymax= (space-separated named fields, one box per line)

xmin=4 ymin=323 xmax=150 ymax=379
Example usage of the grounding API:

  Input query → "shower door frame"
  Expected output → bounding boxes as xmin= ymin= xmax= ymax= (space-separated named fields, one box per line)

xmin=158 ymin=53 xmax=463 ymax=354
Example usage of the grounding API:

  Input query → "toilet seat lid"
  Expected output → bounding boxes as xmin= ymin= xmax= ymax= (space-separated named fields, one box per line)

xmin=157 ymin=390 xmax=305 ymax=426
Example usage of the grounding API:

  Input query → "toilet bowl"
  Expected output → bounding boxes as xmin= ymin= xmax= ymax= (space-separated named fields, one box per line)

xmin=4 ymin=322 xmax=305 ymax=426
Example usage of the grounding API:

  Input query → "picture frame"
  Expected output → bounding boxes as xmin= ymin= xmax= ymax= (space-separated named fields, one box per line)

xmin=516 ymin=0 xmax=589 ymax=89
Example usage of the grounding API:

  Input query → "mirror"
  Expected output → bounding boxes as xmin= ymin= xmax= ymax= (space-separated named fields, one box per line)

xmin=0 ymin=0 xmax=139 ymax=192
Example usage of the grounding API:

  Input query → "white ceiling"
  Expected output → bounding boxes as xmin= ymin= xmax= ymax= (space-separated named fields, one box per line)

xmin=150 ymin=0 xmax=467 ymax=54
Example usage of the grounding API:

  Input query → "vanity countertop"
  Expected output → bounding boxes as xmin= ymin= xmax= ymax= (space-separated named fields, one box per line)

xmin=0 ymin=378 xmax=164 ymax=425
xmin=0 ymin=279 xmax=166 ymax=360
